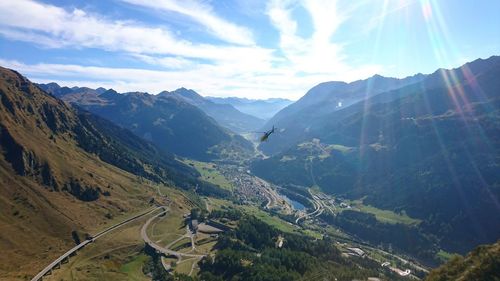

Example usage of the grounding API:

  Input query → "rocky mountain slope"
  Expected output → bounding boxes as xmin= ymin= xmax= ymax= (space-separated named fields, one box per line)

xmin=0 ymin=67 xmax=219 ymax=279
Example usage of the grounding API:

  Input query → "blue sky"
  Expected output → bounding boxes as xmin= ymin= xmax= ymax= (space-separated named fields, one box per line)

xmin=0 ymin=0 xmax=499 ymax=99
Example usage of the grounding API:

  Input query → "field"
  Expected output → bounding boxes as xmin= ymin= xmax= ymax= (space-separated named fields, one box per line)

xmin=349 ymin=200 xmax=421 ymax=225
xmin=42 ymin=216 xmax=151 ymax=281
xmin=208 ymin=198 xmax=315 ymax=236
xmin=240 ymin=205 xmax=298 ymax=233
xmin=175 ymin=258 xmax=199 ymax=276
xmin=182 ymin=160 xmax=234 ymax=191
xmin=119 ymin=254 xmax=150 ymax=280
xmin=36 ymin=186 xmax=197 ymax=281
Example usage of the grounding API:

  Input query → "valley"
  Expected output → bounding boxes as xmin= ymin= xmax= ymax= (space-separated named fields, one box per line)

xmin=30 ymin=156 xmax=432 ymax=280
xmin=0 ymin=55 xmax=498 ymax=281
xmin=1 ymin=1 xmax=499 ymax=280
xmin=169 ymin=162 xmax=433 ymax=278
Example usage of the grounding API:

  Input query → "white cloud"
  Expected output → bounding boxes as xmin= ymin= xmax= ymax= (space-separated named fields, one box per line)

xmin=0 ymin=0 xmax=383 ymax=100
xmin=302 ymin=0 xmax=344 ymax=43
xmin=0 ymin=27 xmax=63 ymax=48
xmin=266 ymin=0 xmax=359 ymax=74
xmin=0 ymin=0 xmax=270 ymax=63
xmin=121 ymin=0 xmax=255 ymax=46
xmin=0 ymin=57 xmax=379 ymax=100
xmin=130 ymin=54 xmax=195 ymax=69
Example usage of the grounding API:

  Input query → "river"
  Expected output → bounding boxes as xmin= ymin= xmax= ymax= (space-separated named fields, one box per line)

xmin=281 ymin=194 xmax=306 ymax=210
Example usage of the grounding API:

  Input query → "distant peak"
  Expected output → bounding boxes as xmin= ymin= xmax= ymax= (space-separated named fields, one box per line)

xmin=104 ymin=88 xmax=118 ymax=94
xmin=100 ymin=89 xmax=120 ymax=98
xmin=172 ymin=88 xmax=203 ymax=100
xmin=95 ymin=87 xmax=107 ymax=94
xmin=174 ymin=87 xmax=198 ymax=94
xmin=46 ymin=82 xmax=61 ymax=88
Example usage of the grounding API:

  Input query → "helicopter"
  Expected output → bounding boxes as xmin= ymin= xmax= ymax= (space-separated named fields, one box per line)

xmin=257 ymin=125 xmax=276 ymax=142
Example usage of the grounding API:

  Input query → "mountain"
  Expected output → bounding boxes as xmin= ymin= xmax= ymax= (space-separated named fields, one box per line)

xmin=425 ymin=240 xmax=500 ymax=281
xmin=251 ymin=56 xmax=500 ymax=257
xmin=0 ymin=67 xmax=227 ymax=279
xmin=259 ymin=73 xmax=426 ymax=155
xmin=38 ymin=85 xmax=254 ymax=161
xmin=38 ymin=83 xmax=107 ymax=103
xmin=207 ymin=96 xmax=293 ymax=120
xmin=161 ymin=88 xmax=265 ymax=132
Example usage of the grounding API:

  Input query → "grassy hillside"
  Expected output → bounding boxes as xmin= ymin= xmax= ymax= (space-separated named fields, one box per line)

xmin=0 ymin=66 xmax=217 ymax=280
xmin=425 ymin=240 xmax=500 ymax=281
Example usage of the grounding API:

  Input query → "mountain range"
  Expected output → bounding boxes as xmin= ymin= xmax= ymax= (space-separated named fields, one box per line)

xmin=252 ymin=56 xmax=500 ymax=256
xmin=160 ymin=88 xmax=265 ymax=133
xmin=38 ymin=84 xmax=255 ymax=161
xmin=259 ymin=73 xmax=426 ymax=155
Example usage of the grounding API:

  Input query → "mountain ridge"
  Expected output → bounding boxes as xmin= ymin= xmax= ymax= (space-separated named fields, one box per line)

xmin=38 ymin=84 xmax=255 ymax=161
xmin=251 ymin=55 xmax=500 ymax=257
xmin=259 ymin=72 xmax=427 ymax=155
xmin=0 ymin=66 xmax=223 ymax=279
xmin=161 ymin=87 xmax=265 ymax=132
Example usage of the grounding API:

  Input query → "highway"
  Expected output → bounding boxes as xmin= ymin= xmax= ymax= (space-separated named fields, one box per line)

xmin=255 ymin=176 xmax=292 ymax=213
xmin=140 ymin=208 xmax=206 ymax=261
xmin=31 ymin=206 xmax=162 ymax=281
xmin=295 ymin=192 xmax=324 ymax=223
xmin=30 ymin=240 xmax=91 ymax=281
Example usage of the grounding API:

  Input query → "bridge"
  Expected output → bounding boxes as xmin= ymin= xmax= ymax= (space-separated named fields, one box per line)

xmin=31 ymin=206 xmax=162 ymax=281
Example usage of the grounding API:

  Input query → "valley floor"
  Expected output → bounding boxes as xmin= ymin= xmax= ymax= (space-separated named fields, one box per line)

xmin=30 ymin=163 xmax=434 ymax=281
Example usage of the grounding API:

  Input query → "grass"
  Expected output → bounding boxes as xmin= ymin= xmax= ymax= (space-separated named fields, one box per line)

xmin=210 ymin=198 xmax=291 ymax=232
xmin=301 ymin=229 xmax=323 ymax=239
xmin=119 ymin=254 xmax=149 ymax=281
xmin=175 ymin=258 xmax=198 ymax=276
xmin=182 ymin=159 xmax=234 ymax=191
xmin=195 ymin=239 xmax=217 ymax=255
xmin=208 ymin=198 xmax=325 ymax=237
xmin=146 ymin=201 xmax=190 ymax=250
xmin=350 ymin=200 xmax=421 ymax=225
xmin=149 ymin=212 xmax=185 ymax=240
xmin=436 ymin=249 xmax=457 ymax=263
xmin=38 ymin=185 xmax=200 ymax=281
xmin=154 ymin=233 xmax=184 ymax=246
xmin=170 ymin=238 xmax=192 ymax=251
xmin=162 ymin=257 xmax=177 ymax=265
xmin=238 ymin=205 xmax=297 ymax=233
xmin=42 ymin=217 xmax=150 ymax=281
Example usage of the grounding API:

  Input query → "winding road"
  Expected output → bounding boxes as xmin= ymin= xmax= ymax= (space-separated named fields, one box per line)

xmin=295 ymin=191 xmax=324 ymax=224
xmin=140 ymin=208 xmax=206 ymax=261
xmin=31 ymin=206 xmax=162 ymax=281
